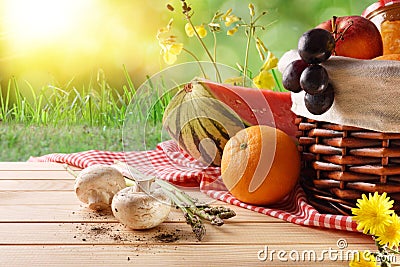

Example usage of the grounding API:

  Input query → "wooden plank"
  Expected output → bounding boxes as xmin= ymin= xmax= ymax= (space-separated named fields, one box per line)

xmin=0 ymin=188 xmax=284 ymax=223
xmin=0 ymin=179 xmax=74 ymax=190
xmin=0 ymin=171 xmax=75 ymax=180
xmin=0 ymin=162 xmax=80 ymax=171
xmin=0 ymin=222 xmax=373 ymax=245
xmin=0 ymin=191 xmax=229 ymax=207
xmin=0 ymin=204 xmax=283 ymax=223
xmin=0 ymin=244 xmax=379 ymax=267
xmin=0 ymin=190 xmax=315 ymax=224
xmin=0 ymin=191 xmax=80 ymax=205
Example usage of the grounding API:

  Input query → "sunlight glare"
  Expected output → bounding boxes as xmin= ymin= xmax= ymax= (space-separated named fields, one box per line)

xmin=4 ymin=0 xmax=92 ymax=44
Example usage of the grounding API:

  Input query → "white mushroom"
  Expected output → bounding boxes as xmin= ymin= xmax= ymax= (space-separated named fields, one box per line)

xmin=74 ymin=164 xmax=126 ymax=211
xmin=111 ymin=178 xmax=171 ymax=230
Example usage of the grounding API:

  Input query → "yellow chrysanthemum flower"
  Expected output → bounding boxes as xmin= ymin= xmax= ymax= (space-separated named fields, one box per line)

xmin=185 ymin=23 xmax=207 ymax=38
xmin=349 ymin=251 xmax=377 ymax=267
xmin=253 ymin=70 xmax=275 ymax=89
xmin=376 ymin=213 xmax=400 ymax=248
xmin=351 ymin=192 xmax=394 ymax=235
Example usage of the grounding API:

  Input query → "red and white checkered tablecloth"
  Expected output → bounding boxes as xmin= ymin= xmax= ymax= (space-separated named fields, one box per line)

xmin=29 ymin=140 xmax=358 ymax=232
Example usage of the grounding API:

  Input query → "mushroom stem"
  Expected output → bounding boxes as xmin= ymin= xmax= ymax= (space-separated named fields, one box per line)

xmin=72 ymin=164 xmax=126 ymax=211
xmin=87 ymin=190 xmax=112 ymax=211
xmin=113 ymin=162 xmax=155 ymax=193
xmin=113 ymin=161 xmax=237 ymax=241
xmin=136 ymin=177 xmax=155 ymax=194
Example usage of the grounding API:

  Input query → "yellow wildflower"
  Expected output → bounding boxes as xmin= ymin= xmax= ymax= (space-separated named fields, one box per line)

xmin=221 ymin=8 xmax=232 ymax=21
xmin=227 ymin=25 xmax=239 ymax=36
xmin=376 ymin=213 xmax=400 ymax=248
xmin=157 ymin=19 xmax=183 ymax=65
xmin=248 ymin=3 xmax=255 ymax=17
xmin=224 ymin=14 xmax=240 ymax=27
xmin=349 ymin=251 xmax=377 ymax=267
xmin=161 ymin=43 xmax=183 ymax=65
xmin=253 ymin=51 xmax=278 ymax=89
xmin=185 ymin=23 xmax=207 ymax=38
xmin=351 ymin=192 xmax=394 ymax=235
xmin=260 ymin=51 xmax=278 ymax=71
xmin=221 ymin=8 xmax=240 ymax=27
xmin=253 ymin=70 xmax=275 ymax=89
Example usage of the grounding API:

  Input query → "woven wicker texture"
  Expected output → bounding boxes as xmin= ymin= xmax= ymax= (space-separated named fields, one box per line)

xmin=297 ymin=117 xmax=400 ymax=215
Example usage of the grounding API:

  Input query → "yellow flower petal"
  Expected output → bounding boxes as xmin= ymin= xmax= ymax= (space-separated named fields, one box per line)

xmin=376 ymin=213 xmax=400 ymax=248
xmin=351 ymin=192 xmax=394 ymax=235
xmin=185 ymin=23 xmax=207 ymax=38
xmin=227 ymin=26 xmax=239 ymax=36
xmin=163 ymin=51 xmax=178 ymax=65
xmin=168 ymin=43 xmax=183 ymax=55
xmin=195 ymin=24 xmax=207 ymax=38
xmin=255 ymin=41 xmax=265 ymax=61
xmin=260 ymin=51 xmax=279 ymax=71
xmin=349 ymin=251 xmax=377 ymax=267
xmin=225 ymin=14 xmax=240 ymax=27
xmin=221 ymin=8 xmax=232 ymax=21
xmin=185 ymin=23 xmax=195 ymax=37
xmin=253 ymin=70 xmax=275 ymax=90
xmin=248 ymin=3 xmax=255 ymax=17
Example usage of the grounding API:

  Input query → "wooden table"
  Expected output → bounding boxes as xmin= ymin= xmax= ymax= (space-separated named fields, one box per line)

xmin=0 ymin=162 xmax=376 ymax=266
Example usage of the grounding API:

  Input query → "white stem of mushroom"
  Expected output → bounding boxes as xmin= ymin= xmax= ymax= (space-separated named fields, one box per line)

xmin=87 ymin=190 xmax=112 ymax=210
xmin=116 ymin=162 xmax=155 ymax=194
xmin=136 ymin=177 xmax=155 ymax=194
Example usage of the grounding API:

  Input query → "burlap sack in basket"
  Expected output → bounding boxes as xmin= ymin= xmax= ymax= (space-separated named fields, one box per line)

xmin=278 ymin=50 xmax=400 ymax=133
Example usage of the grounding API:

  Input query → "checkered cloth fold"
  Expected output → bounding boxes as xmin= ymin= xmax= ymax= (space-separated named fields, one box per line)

xmin=29 ymin=140 xmax=357 ymax=232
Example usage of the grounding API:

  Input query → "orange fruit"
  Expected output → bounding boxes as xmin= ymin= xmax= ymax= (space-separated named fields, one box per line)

xmin=221 ymin=125 xmax=300 ymax=206
xmin=373 ymin=53 xmax=400 ymax=61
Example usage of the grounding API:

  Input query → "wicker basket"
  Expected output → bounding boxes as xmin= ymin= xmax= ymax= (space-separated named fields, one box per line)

xmin=296 ymin=116 xmax=400 ymax=215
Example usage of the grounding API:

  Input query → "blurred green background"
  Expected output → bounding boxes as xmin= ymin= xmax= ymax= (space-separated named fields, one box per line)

xmin=0 ymin=0 xmax=376 ymax=91
xmin=0 ymin=0 xmax=378 ymax=161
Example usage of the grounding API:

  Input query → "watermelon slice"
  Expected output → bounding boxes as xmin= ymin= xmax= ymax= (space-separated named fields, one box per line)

xmin=198 ymin=79 xmax=298 ymax=139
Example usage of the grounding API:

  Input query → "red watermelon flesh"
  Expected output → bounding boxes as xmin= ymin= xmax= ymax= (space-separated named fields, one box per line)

xmin=198 ymin=80 xmax=297 ymax=139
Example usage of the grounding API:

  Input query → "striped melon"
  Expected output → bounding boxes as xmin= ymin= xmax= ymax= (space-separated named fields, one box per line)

xmin=162 ymin=81 xmax=245 ymax=166
xmin=162 ymin=79 xmax=296 ymax=166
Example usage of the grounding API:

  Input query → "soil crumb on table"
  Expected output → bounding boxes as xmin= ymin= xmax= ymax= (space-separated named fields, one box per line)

xmin=153 ymin=233 xmax=180 ymax=243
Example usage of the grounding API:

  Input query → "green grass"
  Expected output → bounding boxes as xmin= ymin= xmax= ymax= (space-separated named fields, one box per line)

xmin=0 ymin=63 xmax=282 ymax=161
xmin=0 ymin=68 xmax=173 ymax=161
xmin=0 ymin=68 xmax=136 ymax=127
xmin=0 ymin=123 xmax=124 ymax=161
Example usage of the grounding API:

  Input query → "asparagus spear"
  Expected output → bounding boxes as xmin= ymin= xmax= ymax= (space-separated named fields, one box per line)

xmin=113 ymin=161 xmax=236 ymax=241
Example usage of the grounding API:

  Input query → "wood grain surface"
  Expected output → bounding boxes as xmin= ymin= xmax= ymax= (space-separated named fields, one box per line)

xmin=0 ymin=162 xmax=376 ymax=266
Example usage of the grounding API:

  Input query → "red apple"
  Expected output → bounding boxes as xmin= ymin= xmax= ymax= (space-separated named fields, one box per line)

xmin=316 ymin=15 xmax=383 ymax=59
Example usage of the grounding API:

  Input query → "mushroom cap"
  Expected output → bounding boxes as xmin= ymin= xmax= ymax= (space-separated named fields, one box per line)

xmin=111 ymin=186 xmax=171 ymax=229
xmin=74 ymin=164 xmax=126 ymax=210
